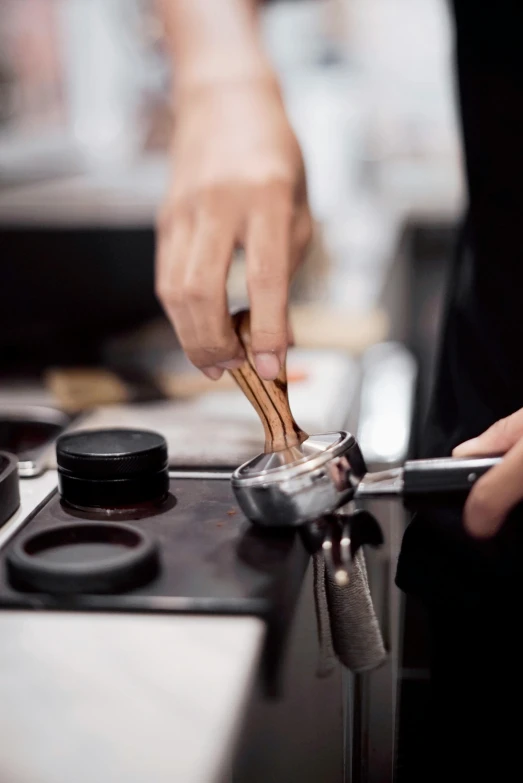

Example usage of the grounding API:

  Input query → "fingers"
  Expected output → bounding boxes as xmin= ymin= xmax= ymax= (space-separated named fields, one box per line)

xmin=156 ymin=198 xmax=242 ymax=377
xmin=157 ymin=186 xmax=311 ymax=382
xmin=464 ymin=437 xmax=523 ymax=538
xmin=453 ymin=408 xmax=523 ymax=457
xmin=246 ymin=211 xmax=289 ymax=378
xmin=287 ymin=318 xmax=296 ymax=347
xmin=184 ymin=205 xmax=243 ymax=371
xmin=290 ymin=204 xmax=313 ymax=275
xmin=453 ymin=410 xmax=523 ymax=537
xmin=246 ymin=186 xmax=310 ymax=381
xmin=155 ymin=212 xmax=200 ymax=361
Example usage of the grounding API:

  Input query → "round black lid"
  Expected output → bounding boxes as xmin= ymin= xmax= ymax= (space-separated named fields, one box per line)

xmin=56 ymin=429 xmax=168 ymax=479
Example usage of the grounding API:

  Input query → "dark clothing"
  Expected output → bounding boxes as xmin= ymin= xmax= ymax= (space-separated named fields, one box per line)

xmin=426 ymin=599 xmax=523 ymax=782
xmin=424 ymin=0 xmax=523 ymax=460
xmin=397 ymin=3 xmax=523 ymax=778
xmin=398 ymin=0 xmax=523 ymax=596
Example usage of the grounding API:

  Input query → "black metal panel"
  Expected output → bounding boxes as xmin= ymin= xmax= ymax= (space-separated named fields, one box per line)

xmin=0 ymin=478 xmax=309 ymax=621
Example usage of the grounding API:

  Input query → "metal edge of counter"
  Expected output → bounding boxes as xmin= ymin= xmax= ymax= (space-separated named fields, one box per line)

xmin=347 ymin=340 xmax=418 ymax=783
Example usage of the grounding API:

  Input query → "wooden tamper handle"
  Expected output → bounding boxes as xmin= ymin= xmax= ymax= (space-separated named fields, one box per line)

xmin=229 ymin=311 xmax=308 ymax=453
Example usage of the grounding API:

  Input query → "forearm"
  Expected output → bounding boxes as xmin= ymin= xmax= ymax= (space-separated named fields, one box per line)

xmin=158 ymin=0 xmax=273 ymax=91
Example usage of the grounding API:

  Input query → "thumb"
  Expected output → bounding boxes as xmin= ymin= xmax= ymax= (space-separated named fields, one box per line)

xmin=463 ymin=437 xmax=523 ymax=538
xmin=453 ymin=409 xmax=523 ymax=458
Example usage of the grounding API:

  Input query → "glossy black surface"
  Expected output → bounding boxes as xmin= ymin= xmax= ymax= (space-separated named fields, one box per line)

xmin=0 ymin=478 xmax=308 ymax=619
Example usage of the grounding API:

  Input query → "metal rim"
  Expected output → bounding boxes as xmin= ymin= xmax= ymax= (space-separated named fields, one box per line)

xmin=231 ymin=431 xmax=355 ymax=488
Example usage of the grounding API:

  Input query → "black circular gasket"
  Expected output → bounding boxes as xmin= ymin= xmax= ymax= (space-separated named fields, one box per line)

xmin=6 ymin=522 xmax=159 ymax=594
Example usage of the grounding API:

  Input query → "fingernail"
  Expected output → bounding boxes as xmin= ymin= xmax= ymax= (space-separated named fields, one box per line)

xmin=453 ymin=438 xmax=479 ymax=457
xmin=217 ymin=357 xmax=244 ymax=370
xmin=201 ymin=367 xmax=223 ymax=381
xmin=255 ymin=352 xmax=280 ymax=380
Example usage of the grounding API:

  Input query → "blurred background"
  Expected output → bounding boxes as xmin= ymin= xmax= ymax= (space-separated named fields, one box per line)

xmin=0 ymin=0 xmax=461 ymax=370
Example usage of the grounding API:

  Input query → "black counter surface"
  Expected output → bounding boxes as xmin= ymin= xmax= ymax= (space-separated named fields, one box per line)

xmin=0 ymin=478 xmax=309 ymax=623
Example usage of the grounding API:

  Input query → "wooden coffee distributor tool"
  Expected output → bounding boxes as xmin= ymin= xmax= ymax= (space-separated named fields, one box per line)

xmin=229 ymin=312 xmax=309 ymax=456
xmin=228 ymin=311 xmax=366 ymax=529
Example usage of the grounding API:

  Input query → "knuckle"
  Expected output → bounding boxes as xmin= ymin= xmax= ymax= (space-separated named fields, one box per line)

xmin=197 ymin=210 xmax=221 ymax=235
xmin=504 ymin=409 xmax=523 ymax=440
xmin=193 ymin=341 xmax=236 ymax=366
xmin=249 ymin=271 xmax=271 ymax=289
xmin=185 ymin=350 xmax=206 ymax=369
xmin=255 ymin=325 xmax=286 ymax=338
xmin=156 ymin=197 xmax=191 ymax=233
xmin=182 ymin=279 xmax=213 ymax=303
xmin=254 ymin=179 xmax=294 ymax=208
xmin=194 ymin=189 xmax=227 ymax=218
xmin=253 ymin=327 xmax=286 ymax=352
xmin=489 ymin=417 xmax=511 ymax=445
xmin=492 ymin=417 xmax=509 ymax=436
xmin=208 ymin=347 xmax=235 ymax=363
xmin=157 ymin=282 xmax=183 ymax=308
xmin=249 ymin=265 xmax=287 ymax=287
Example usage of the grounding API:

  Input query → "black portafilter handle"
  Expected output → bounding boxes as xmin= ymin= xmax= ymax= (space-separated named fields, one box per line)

xmin=402 ymin=456 xmax=502 ymax=507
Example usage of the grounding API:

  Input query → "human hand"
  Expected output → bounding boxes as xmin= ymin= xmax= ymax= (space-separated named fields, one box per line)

xmin=156 ymin=76 xmax=312 ymax=382
xmin=453 ymin=409 xmax=523 ymax=537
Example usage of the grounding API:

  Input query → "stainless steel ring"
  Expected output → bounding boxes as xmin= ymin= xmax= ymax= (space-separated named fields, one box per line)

xmin=231 ymin=431 xmax=367 ymax=528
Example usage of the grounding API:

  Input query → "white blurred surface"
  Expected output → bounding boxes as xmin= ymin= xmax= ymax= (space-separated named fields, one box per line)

xmin=0 ymin=610 xmax=263 ymax=783
xmin=0 ymin=0 xmax=461 ymax=220
xmin=0 ymin=471 xmax=264 ymax=783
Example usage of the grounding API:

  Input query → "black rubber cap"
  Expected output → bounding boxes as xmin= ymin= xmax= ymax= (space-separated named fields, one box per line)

xmin=6 ymin=522 xmax=159 ymax=594
xmin=56 ymin=429 xmax=169 ymax=509
xmin=0 ymin=452 xmax=20 ymax=528
xmin=57 ymin=429 xmax=168 ymax=478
